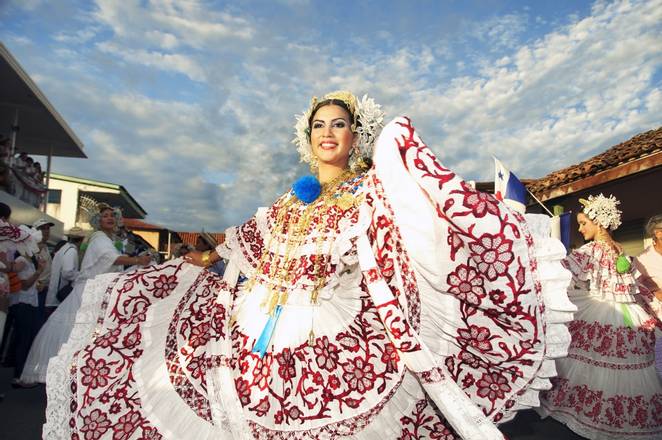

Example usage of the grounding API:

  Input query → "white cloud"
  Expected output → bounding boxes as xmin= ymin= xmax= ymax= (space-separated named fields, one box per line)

xmin=3 ymin=0 xmax=660 ymax=232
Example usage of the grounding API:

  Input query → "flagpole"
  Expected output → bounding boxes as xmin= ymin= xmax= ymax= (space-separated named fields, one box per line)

xmin=527 ymin=188 xmax=555 ymax=217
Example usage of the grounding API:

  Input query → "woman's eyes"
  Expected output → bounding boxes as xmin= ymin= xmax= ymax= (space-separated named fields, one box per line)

xmin=312 ymin=120 xmax=347 ymax=129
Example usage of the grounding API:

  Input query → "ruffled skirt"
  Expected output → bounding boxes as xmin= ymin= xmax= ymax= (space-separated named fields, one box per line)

xmin=20 ymin=280 xmax=87 ymax=383
xmin=539 ymin=292 xmax=662 ymax=439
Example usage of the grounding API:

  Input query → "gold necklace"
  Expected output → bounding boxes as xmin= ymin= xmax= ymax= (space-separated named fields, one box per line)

xmin=247 ymin=169 xmax=358 ymax=316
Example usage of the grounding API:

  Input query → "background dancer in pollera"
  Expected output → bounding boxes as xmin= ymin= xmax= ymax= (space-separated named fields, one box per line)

xmin=539 ymin=195 xmax=662 ymax=439
xmin=20 ymin=203 xmax=151 ymax=385
xmin=45 ymin=91 xmax=573 ymax=439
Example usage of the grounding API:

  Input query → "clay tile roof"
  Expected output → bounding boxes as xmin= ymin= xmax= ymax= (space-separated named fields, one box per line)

xmin=527 ymin=126 xmax=662 ymax=197
xmin=177 ymin=232 xmax=226 ymax=247
xmin=122 ymin=218 xmax=166 ymax=231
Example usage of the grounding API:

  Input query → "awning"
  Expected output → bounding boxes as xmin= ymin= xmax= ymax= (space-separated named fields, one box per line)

xmin=0 ymin=42 xmax=86 ymax=158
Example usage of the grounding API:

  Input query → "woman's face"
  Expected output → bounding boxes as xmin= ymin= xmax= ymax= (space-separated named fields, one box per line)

xmin=310 ymin=104 xmax=356 ymax=169
xmin=577 ymin=212 xmax=599 ymax=241
xmin=99 ymin=209 xmax=116 ymax=232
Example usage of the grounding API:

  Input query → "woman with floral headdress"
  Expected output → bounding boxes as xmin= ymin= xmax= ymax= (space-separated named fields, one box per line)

xmin=20 ymin=203 xmax=151 ymax=384
xmin=44 ymin=92 xmax=574 ymax=439
xmin=539 ymin=195 xmax=662 ymax=439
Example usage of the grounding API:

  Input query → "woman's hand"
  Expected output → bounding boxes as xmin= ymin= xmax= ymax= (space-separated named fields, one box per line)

xmin=183 ymin=251 xmax=206 ymax=267
xmin=135 ymin=255 xmax=151 ymax=266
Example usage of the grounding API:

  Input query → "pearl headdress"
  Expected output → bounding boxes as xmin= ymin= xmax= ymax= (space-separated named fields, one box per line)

xmin=579 ymin=194 xmax=622 ymax=231
xmin=293 ymin=91 xmax=385 ymax=170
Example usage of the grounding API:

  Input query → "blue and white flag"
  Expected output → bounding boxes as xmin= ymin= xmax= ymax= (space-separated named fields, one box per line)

xmin=494 ymin=158 xmax=527 ymax=213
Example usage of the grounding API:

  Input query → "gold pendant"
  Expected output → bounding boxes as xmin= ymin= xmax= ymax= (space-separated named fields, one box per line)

xmin=308 ymin=329 xmax=315 ymax=347
xmin=333 ymin=193 xmax=356 ymax=210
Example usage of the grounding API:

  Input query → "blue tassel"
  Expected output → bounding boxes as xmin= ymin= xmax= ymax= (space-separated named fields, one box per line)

xmin=252 ymin=305 xmax=283 ymax=358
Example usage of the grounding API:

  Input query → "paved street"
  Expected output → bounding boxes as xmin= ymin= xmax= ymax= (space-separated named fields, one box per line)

xmin=0 ymin=367 xmax=584 ymax=440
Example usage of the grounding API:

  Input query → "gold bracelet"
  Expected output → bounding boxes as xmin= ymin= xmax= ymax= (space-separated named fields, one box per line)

xmin=201 ymin=251 xmax=211 ymax=267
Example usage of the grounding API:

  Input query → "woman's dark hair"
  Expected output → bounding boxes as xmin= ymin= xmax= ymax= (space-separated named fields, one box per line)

xmin=0 ymin=202 xmax=11 ymax=220
xmin=307 ymin=99 xmax=357 ymax=136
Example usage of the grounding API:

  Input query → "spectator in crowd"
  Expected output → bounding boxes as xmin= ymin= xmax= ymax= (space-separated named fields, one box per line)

xmin=195 ymin=232 xmax=225 ymax=276
xmin=44 ymin=227 xmax=86 ymax=315
xmin=32 ymin=218 xmax=54 ymax=326
xmin=173 ymin=243 xmax=193 ymax=258
xmin=9 ymin=243 xmax=44 ymax=387
xmin=635 ymin=214 xmax=662 ymax=300
xmin=634 ymin=215 xmax=662 ymax=381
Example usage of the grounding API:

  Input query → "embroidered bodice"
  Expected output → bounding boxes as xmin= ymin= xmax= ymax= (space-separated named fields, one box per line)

xmin=563 ymin=241 xmax=638 ymax=302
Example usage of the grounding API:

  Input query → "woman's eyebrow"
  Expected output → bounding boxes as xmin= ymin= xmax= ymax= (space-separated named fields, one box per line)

xmin=312 ymin=117 xmax=349 ymax=123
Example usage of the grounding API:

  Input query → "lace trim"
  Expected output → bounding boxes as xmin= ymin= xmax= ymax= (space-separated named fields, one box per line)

xmin=43 ymin=274 xmax=119 ymax=439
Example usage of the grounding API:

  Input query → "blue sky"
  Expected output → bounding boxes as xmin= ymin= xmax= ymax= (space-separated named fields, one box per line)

xmin=0 ymin=0 xmax=660 ymax=231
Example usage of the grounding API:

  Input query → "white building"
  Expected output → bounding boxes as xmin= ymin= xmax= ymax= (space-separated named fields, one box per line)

xmin=46 ymin=173 xmax=147 ymax=231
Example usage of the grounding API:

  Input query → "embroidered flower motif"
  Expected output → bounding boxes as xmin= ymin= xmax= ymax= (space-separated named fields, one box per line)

xmin=112 ymin=410 xmax=142 ymax=440
xmin=80 ymin=409 xmax=111 ymax=440
xmin=188 ymin=322 xmax=211 ymax=349
xmin=446 ymin=264 xmax=485 ymax=305
xmin=462 ymin=189 xmax=500 ymax=218
xmin=151 ymin=274 xmax=178 ymax=298
xmin=186 ymin=357 xmax=206 ymax=379
xmin=286 ymin=405 xmax=302 ymax=421
xmin=252 ymin=356 xmax=273 ymax=390
xmin=489 ymin=289 xmax=506 ymax=304
xmin=429 ymin=421 xmax=455 ymax=440
xmin=328 ymin=374 xmax=341 ymax=390
xmin=235 ymin=377 xmax=251 ymax=406
xmin=80 ymin=357 xmax=110 ymax=389
xmin=342 ymin=357 xmax=376 ymax=394
xmin=314 ymin=336 xmax=340 ymax=371
xmin=276 ymin=348 xmax=297 ymax=382
xmin=468 ymin=233 xmax=514 ymax=281
xmin=141 ymin=427 xmax=162 ymax=440
xmin=96 ymin=328 xmax=121 ymax=348
xmin=476 ymin=372 xmax=512 ymax=402
xmin=457 ymin=325 xmax=493 ymax=353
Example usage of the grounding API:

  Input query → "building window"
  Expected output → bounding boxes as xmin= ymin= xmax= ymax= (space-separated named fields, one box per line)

xmin=48 ymin=189 xmax=61 ymax=204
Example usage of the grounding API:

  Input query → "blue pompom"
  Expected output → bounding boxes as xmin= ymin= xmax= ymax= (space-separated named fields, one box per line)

xmin=293 ymin=175 xmax=321 ymax=204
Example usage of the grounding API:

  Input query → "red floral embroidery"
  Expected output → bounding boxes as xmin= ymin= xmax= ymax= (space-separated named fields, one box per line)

xmin=276 ymin=348 xmax=296 ymax=382
xmin=314 ymin=336 xmax=340 ymax=371
xmin=468 ymin=233 xmax=514 ymax=281
xmin=112 ymin=410 xmax=141 ymax=440
xmin=446 ymin=264 xmax=485 ymax=305
xmin=458 ymin=185 xmax=500 ymax=218
xmin=80 ymin=357 xmax=110 ymax=389
xmin=457 ymin=325 xmax=493 ymax=353
xmin=150 ymin=274 xmax=178 ymax=298
xmin=476 ymin=372 xmax=512 ymax=402
xmin=543 ymin=378 xmax=662 ymax=433
xmin=342 ymin=356 xmax=376 ymax=394
xmin=80 ymin=409 xmax=111 ymax=440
